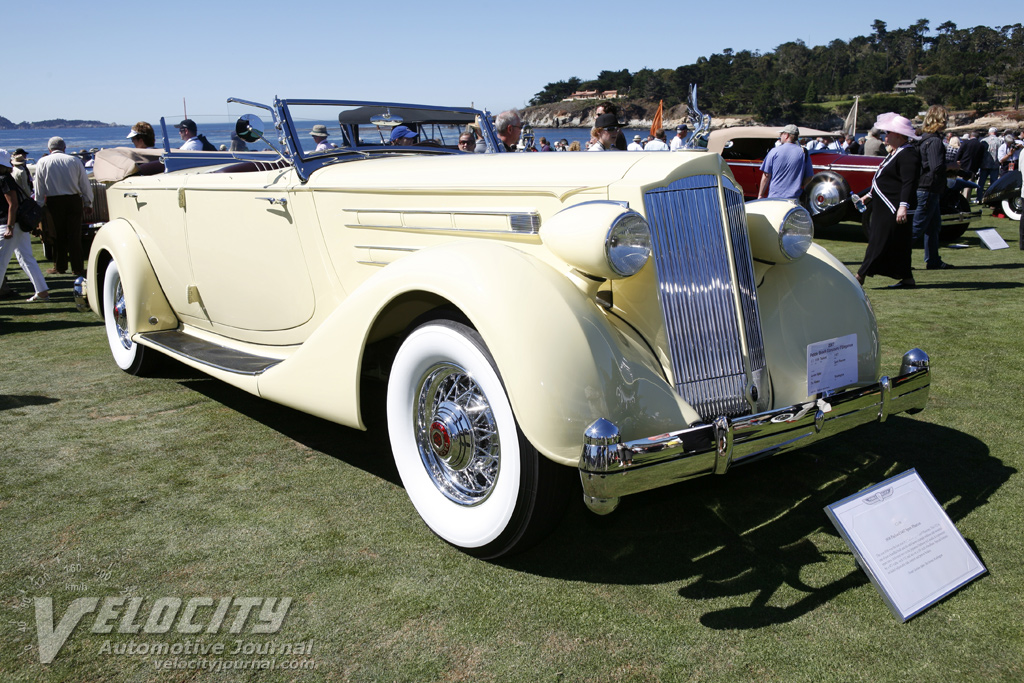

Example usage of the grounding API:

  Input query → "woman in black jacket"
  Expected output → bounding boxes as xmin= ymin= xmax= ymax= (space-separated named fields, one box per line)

xmin=911 ymin=105 xmax=956 ymax=270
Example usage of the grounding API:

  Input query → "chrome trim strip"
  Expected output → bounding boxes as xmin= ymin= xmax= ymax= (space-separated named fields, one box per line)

xmin=827 ymin=164 xmax=879 ymax=173
xmin=341 ymin=207 xmax=541 ymax=234
xmin=354 ymin=245 xmax=419 ymax=252
xmin=343 ymin=207 xmax=540 ymax=217
xmin=345 ymin=224 xmax=541 ymax=237
xmin=579 ymin=351 xmax=931 ymax=504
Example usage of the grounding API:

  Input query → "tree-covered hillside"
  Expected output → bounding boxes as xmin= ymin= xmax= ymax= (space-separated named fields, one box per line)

xmin=531 ymin=20 xmax=1024 ymax=120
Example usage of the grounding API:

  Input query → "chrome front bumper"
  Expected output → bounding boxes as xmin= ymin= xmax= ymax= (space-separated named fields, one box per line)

xmin=940 ymin=207 xmax=981 ymax=226
xmin=578 ymin=349 xmax=931 ymax=514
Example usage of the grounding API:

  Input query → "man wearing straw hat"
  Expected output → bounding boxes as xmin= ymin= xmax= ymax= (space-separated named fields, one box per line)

xmin=310 ymin=124 xmax=336 ymax=152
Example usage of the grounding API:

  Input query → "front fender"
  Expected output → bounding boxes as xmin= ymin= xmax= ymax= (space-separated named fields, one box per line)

xmin=757 ymin=242 xmax=881 ymax=406
xmin=86 ymin=219 xmax=177 ymax=335
xmin=257 ymin=241 xmax=694 ymax=465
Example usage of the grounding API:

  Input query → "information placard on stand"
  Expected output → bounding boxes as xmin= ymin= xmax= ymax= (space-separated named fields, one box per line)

xmin=825 ymin=469 xmax=986 ymax=622
xmin=975 ymin=228 xmax=1009 ymax=250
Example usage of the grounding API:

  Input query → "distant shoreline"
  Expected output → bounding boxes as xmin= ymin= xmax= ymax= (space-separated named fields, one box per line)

xmin=0 ymin=119 xmax=119 ymax=131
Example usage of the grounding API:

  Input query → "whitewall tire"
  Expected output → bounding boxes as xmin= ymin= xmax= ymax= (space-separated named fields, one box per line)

xmin=386 ymin=320 xmax=566 ymax=558
xmin=102 ymin=259 xmax=155 ymax=375
xmin=1002 ymin=196 xmax=1022 ymax=222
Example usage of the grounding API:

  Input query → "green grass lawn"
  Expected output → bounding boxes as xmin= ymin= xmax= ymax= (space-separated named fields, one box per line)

xmin=2 ymin=213 xmax=1022 ymax=682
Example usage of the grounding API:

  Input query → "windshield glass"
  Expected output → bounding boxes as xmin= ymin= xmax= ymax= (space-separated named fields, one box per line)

xmin=160 ymin=108 xmax=279 ymax=153
xmin=283 ymin=102 xmax=481 ymax=159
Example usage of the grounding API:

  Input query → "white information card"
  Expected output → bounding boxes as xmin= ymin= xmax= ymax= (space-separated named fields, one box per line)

xmin=825 ymin=469 xmax=986 ymax=622
xmin=807 ymin=333 xmax=858 ymax=396
xmin=974 ymin=228 xmax=1009 ymax=250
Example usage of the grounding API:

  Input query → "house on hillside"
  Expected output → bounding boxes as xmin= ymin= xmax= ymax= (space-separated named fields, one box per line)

xmin=563 ymin=90 xmax=622 ymax=102
xmin=894 ymin=76 xmax=927 ymax=94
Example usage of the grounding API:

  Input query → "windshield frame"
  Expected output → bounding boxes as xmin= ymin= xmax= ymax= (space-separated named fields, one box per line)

xmin=277 ymin=98 xmax=499 ymax=182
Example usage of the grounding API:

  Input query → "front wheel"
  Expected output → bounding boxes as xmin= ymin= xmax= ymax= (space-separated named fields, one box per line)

xmin=102 ymin=259 xmax=157 ymax=376
xmin=1003 ymin=195 xmax=1023 ymax=222
xmin=386 ymin=320 xmax=567 ymax=558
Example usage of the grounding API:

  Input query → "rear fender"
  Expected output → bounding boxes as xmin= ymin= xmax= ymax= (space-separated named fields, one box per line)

xmin=87 ymin=218 xmax=177 ymax=335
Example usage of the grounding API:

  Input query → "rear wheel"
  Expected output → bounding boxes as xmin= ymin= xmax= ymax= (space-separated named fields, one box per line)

xmin=386 ymin=320 xmax=567 ymax=559
xmin=102 ymin=259 xmax=157 ymax=376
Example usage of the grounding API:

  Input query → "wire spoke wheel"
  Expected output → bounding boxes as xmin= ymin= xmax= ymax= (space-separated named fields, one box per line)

xmin=387 ymin=319 xmax=568 ymax=558
xmin=416 ymin=362 xmax=500 ymax=505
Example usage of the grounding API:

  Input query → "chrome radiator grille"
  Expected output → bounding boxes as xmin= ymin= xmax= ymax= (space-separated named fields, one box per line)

xmin=643 ymin=175 xmax=767 ymax=422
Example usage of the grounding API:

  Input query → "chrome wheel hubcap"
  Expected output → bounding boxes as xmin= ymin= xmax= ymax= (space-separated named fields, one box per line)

xmin=809 ymin=181 xmax=843 ymax=214
xmin=113 ymin=279 xmax=132 ymax=350
xmin=415 ymin=363 xmax=500 ymax=506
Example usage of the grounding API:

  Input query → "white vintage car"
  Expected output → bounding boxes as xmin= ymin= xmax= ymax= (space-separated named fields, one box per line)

xmin=86 ymin=96 xmax=931 ymax=558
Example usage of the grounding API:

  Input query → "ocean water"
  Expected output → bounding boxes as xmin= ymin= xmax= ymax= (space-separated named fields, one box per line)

xmin=1 ymin=121 xmax=661 ymax=161
xmin=0 ymin=122 xmax=243 ymax=162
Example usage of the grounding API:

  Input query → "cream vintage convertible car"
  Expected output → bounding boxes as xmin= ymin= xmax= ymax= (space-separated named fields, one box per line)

xmin=86 ymin=96 xmax=931 ymax=558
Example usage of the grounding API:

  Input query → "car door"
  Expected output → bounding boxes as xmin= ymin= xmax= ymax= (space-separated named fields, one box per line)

xmin=182 ymin=166 xmax=316 ymax=333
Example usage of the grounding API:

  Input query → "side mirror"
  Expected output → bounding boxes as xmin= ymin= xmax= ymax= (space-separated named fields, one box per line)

xmin=236 ymin=114 xmax=265 ymax=143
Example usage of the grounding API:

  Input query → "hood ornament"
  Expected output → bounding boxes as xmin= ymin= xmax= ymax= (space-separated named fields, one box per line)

xmin=684 ymin=84 xmax=711 ymax=150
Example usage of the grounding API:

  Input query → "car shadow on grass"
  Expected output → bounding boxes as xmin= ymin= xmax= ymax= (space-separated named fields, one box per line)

xmin=165 ymin=367 xmax=1011 ymax=630
xmin=0 ymin=394 xmax=60 ymax=411
xmin=506 ymin=418 xmax=1012 ymax=630
xmin=0 ymin=317 xmax=102 ymax=333
xmin=176 ymin=374 xmax=402 ymax=486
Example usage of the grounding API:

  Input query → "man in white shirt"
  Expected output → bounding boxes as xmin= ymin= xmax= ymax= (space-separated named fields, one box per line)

xmin=644 ymin=130 xmax=670 ymax=151
xmin=310 ymin=125 xmax=337 ymax=152
xmin=176 ymin=119 xmax=204 ymax=151
xmin=627 ymin=134 xmax=645 ymax=151
xmin=33 ymin=137 xmax=93 ymax=276
xmin=669 ymin=124 xmax=691 ymax=150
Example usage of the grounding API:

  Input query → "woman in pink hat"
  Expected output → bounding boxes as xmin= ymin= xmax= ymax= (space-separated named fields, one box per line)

xmin=855 ymin=113 xmax=921 ymax=289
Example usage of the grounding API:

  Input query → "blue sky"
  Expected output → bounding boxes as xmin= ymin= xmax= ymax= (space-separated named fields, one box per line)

xmin=6 ymin=1 xmax=1004 ymax=124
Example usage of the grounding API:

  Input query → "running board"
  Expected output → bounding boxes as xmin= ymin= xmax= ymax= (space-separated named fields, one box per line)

xmin=139 ymin=330 xmax=283 ymax=376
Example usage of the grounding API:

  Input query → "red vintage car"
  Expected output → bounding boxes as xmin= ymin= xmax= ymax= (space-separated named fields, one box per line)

xmin=707 ymin=127 xmax=978 ymax=239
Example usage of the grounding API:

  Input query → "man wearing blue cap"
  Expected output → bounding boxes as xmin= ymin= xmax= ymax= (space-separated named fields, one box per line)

xmin=176 ymin=119 xmax=204 ymax=150
xmin=390 ymin=125 xmax=418 ymax=146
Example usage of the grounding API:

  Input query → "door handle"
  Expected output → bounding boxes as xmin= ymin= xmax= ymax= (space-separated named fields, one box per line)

xmin=257 ymin=197 xmax=287 ymax=207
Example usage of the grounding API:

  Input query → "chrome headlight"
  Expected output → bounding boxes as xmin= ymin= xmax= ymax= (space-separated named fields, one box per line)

xmin=540 ymin=202 xmax=652 ymax=280
xmin=606 ymin=211 xmax=652 ymax=277
xmin=779 ymin=206 xmax=814 ymax=260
